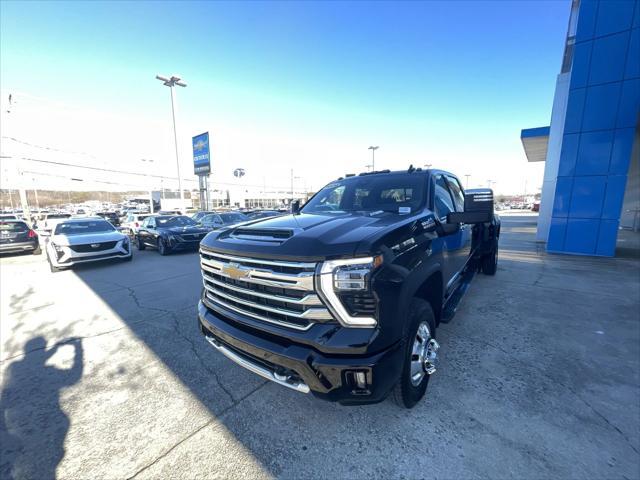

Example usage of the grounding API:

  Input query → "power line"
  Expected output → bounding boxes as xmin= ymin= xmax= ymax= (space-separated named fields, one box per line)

xmin=3 ymin=155 xmax=304 ymax=191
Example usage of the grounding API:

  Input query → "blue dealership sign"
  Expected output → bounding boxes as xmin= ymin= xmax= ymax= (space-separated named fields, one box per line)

xmin=192 ymin=132 xmax=211 ymax=175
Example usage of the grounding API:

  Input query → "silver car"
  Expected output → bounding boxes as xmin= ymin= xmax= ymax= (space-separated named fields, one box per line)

xmin=45 ymin=217 xmax=132 ymax=272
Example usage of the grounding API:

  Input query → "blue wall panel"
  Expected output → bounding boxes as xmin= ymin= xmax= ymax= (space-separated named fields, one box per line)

xmin=601 ymin=175 xmax=628 ymax=219
xmin=594 ymin=0 xmax=635 ymax=36
xmin=565 ymin=218 xmax=599 ymax=254
xmin=547 ymin=218 xmax=568 ymax=252
xmin=610 ymin=128 xmax=636 ymax=174
xmin=588 ymin=31 xmax=629 ymax=85
xmin=553 ymin=177 xmax=574 ymax=218
xmin=596 ymin=219 xmax=620 ymax=256
xmin=564 ymin=88 xmax=586 ymax=133
xmin=625 ymin=28 xmax=640 ymax=79
xmin=575 ymin=130 xmax=613 ymax=175
xmin=582 ymin=83 xmax=622 ymax=131
xmin=617 ymin=79 xmax=640 ymax=128
xmin=572 ymin=41 xmax=593 ymax=89
xmin=548 ymin=0 xmax=638 ymax=257
xmin=576 ymin=0 xmax=599 ymax=42
xmin=569 ymin=176 xmax=606 ymax=218
xmin=558 ymin=133 xmax=580 ymax=176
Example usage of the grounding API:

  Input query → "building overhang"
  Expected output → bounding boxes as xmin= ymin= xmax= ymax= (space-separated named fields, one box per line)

xmin=520 ymin=126 xmax=550 ymax=162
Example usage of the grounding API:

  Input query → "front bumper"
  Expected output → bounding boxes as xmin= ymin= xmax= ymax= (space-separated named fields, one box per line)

xmin=49 ymin=240 xmax=131 ymax=267
xmin=166 ymin=238 xmax=201 ymax=251
xmin=198 ymin=300 xmax=404 ymax=405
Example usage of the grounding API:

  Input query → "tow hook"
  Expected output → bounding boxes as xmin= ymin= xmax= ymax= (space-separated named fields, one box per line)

xmin=423 ymin=339 xmax=440 ymax=375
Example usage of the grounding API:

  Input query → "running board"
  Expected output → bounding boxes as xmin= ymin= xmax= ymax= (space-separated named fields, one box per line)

xmin=440 ymin=269 xmax=475 ymax=324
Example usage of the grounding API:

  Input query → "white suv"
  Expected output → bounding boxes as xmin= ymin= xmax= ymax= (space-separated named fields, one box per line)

xmin=121 ymin=213 xmax=155 ymax=235
xmin=45 ymin=217 xmax=132 ymax=272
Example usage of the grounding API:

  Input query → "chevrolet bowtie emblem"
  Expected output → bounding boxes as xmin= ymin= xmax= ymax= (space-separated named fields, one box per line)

xmin=221 ymin=262 xmax=250 ymax=280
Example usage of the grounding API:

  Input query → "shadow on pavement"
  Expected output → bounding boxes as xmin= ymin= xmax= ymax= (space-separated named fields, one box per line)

xmin=1 ymin=337 xmax=84 ymax=480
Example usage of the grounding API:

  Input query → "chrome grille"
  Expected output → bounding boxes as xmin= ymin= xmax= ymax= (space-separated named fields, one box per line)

xmin=200 ymin=249 xmax=332 ymax=331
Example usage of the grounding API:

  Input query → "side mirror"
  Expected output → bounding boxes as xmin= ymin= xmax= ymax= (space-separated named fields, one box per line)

xmin=291 ymin=200 xmax=301 ymax=215
xmin=448 ymin=188 xmax=494 ymax=224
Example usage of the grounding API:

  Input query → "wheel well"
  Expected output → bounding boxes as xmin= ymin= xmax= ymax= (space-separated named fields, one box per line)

xmin=414 ymin=272 xmax=443 ymax=325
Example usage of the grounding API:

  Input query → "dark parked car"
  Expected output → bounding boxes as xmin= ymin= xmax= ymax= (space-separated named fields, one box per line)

xmin=96 ymin=211 xmax=121 ymax=226
xmin=135 ymin=215 xmax=210 ymax=255
xmin=0 ymin=220 xmax=41 ymax=255
xmin=191 ymin=210 xmax=216 ymax=223
xmin=199 ymin=211 xmax=249 ymax=230
xmin=197 ymin=168 xmax=500 ymax=408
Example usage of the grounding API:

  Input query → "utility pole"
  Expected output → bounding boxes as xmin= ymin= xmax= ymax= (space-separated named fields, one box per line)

xmin=464 ymin=174 xmax=470 ymax=189
xmin=156 ymin=74 xmax=187 ymax=213
xmin=368 ymin=146 xmax=379 ymax=171
xmin=290 ymin=169 xmax=294 ymax=204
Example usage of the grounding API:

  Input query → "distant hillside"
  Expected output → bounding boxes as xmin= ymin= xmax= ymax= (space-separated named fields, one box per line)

xmin=0 ymin=189 xmax=147 ymax=209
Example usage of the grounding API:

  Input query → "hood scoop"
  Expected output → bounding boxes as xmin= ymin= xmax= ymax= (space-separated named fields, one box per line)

xmin=231 ymin=227 xmax=293 ymax=242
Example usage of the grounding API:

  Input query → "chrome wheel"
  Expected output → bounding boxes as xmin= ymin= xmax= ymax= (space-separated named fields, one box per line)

xmin=410 ymin=321 xmax=439 ymax=386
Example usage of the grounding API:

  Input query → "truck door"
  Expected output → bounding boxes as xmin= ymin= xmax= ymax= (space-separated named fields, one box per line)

xmin=433 ymin=174 xmax=465 ymax=289
xmin=445 ymin=175 xmax=473 ymax=270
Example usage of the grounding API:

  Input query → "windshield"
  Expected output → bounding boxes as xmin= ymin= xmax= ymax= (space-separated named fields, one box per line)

xmin=55 ymin=220 xmax=115 ymax=235
xmin=302 ymin=174 xmax=427 ymax=214
xmin=219 ymin=213 xmax=248 ymax=224
xmin=156 ymin=216 xmax=197 ymax=227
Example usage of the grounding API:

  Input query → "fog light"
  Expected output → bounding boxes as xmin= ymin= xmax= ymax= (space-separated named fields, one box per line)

xmin=355 ymin=371 xmax=367 ymax=389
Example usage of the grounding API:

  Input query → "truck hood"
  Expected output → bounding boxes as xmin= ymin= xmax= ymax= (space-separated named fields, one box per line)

xmin=200 ymin=212 xmax=426 ymax=261
xmin=50 ymin=230 xmax=126 ymax=246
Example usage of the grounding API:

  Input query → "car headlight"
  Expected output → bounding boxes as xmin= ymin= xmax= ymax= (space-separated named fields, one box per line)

xmin=52 ymin=242 xmax=65 ymax=259
xmin=318 ymin=256 xmax=383 ymax=328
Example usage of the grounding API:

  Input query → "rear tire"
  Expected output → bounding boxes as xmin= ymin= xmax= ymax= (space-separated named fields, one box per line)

xmin=392 ymin=299 xmax=438 ymax=409
xmin=33 ymin=246 xmax=42 ymax=255
xmin=481 ymin=239 xmax=498 ymax=275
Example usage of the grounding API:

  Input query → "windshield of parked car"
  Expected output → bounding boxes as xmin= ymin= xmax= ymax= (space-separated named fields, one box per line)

xmin=54 ymin=220 xmax=115 ymax=235
xmin=219 ymin=212 xmax=249 ymax=224
xmin=155 ymin=216 xmax=197 ymax=227
xmin=302 ymin=174 xmax=427 ymax=214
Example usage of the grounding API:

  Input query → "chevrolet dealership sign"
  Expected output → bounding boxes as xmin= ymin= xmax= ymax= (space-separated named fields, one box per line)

xmin=192 ymin=132 xmax=211 ymax=175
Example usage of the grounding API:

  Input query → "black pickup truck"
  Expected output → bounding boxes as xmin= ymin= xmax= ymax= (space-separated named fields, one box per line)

xmin=197 ymin=168 xmax=500 ymax=408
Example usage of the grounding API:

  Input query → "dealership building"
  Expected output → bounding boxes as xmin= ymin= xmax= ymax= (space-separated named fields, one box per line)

xmin=521 ymin=0 xmax=639 ymax=256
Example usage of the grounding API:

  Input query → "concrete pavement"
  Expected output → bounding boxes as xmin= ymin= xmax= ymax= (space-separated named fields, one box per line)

xmin=1 ymin=214 xmax=639 ymax=479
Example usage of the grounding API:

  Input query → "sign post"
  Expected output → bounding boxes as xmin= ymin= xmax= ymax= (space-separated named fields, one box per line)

xmin=192 ymin=132 xmax=211 ymax=210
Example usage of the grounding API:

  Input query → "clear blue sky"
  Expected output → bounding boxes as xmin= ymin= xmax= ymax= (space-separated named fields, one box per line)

xmin=1 ymin=0 xmax=571 ymax=192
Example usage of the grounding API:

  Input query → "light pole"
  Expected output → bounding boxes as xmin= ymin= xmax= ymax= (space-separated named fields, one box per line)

xmin=141 ymin=158 xmax=155 ymax=212
xmin=156 ymin=74 xmax=187 ymax=213
xmin=368 ymin=146 xmax=379 ymax=171
xmin=464 ymin=174 xmax=470 ymax=189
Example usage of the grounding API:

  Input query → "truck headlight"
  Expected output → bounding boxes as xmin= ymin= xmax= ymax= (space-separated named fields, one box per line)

xmin=318 ymin=256 xmax=382 ymax=328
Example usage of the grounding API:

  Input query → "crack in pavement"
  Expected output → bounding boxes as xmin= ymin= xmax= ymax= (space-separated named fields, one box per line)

xmin=477 ymin=337 xmax=640 ymax=456
xmin=126 ymin=380 xmax=269 ymax=480
xmin=113 ymin=282 xmax=237 ymax=405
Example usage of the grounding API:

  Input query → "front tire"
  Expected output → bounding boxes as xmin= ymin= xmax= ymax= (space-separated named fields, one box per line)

xmin=393 ymin=299 xmax=438 ymax=409
xmin=158 ymin=237 xmax=169 ymax=256
xmin=481 ymin=239 xmax=498 ymax=275
xmin=136 ymin=235 xmax=146 ymax=250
